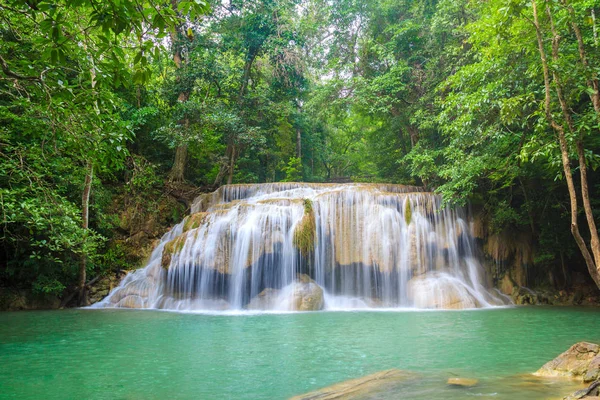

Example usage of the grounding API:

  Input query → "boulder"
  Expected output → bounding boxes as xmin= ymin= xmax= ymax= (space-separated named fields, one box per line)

xmin=291 ymin=274 xmax=324 ymax=311
xmin=535 ymin=342 xmax=600 ymax=382
xmin=447 ymin=377 xmax=478 ymax=387
xmin=408 ymin=273 xmax=480 ymax=309
xmin=289 ymin=369 xmax=416 ymax=400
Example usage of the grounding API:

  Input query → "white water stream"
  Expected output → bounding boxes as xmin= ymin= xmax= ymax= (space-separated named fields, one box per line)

xmin=94 ymin=183 xmax=508 ymax=311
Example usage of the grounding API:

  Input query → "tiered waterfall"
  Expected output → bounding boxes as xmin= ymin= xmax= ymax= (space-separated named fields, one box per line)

xmin=94 ymin=183 xmax=509 ymax=311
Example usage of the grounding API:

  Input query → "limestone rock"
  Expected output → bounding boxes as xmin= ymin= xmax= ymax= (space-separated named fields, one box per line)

xmin=289 ymin=369 xmax=416 ymax=400
xmin=499 ymin=274 xmax=516 ymax=296
xmin=182 ymin=212 xmax=209 ymax=233
xmin=116 ymin=295 xmax=144 ymax=308
xmin=447 ymin=377 xmax=478 ymax=387
xmin=291 ymin=274 xmax=324 ymax=311
xmin=585 ymin=356 xmax=600 ymax=383
xmin=535 ymin=342 xmax=600 ymax=382
xmin=407 ymin=272 xmax=480 ymax=309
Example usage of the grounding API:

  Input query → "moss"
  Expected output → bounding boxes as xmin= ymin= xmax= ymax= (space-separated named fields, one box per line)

xmin=161 ymin=233 xmax=189 ymax=270
xmin=182 ymin=212 xmax=208 ymax=233
xmin=404 ymin=199 xmax=412 ymax=225
xmin=293 ymin=199 xmax=316 ymax=256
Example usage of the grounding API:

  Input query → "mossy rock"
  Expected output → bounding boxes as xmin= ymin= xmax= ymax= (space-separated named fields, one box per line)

xmin=161 ymin=232 xmax=191 ymax=270
xmin=182 ymin=212 xmax=209 ymax=233
xmin=293 ymin=199 xmax=316 ymax=256
xmin=404 ymin=198 xmax=412 ymax=225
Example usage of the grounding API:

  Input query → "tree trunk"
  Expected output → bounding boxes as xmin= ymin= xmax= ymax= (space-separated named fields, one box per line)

xmin=408 ymin=125 xmax=419 ymax=148
xmin=227 ymin=144 xmax=236 ymax=185
xmin=79 ymin=161 xmax=93 ymax=306
xmin=167 ymin=5 xmax=190 ymax=183
xmin=169 ymin=145 xmax=188 ymax=183
xmin=562 ymin=0 xmax=600 ymax=113
xmin=532 ymin=0 xmax=600 ymax=288
xmin=296 ymin=128 xmax=302 ymax=159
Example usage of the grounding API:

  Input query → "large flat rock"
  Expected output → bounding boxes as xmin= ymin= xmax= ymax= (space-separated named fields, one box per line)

xmin=289 ymin=369 xmax=415 ymax=400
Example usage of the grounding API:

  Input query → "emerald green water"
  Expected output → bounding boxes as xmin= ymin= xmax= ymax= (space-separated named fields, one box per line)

xmin=1 ymin=307 xmax=599 ymax=399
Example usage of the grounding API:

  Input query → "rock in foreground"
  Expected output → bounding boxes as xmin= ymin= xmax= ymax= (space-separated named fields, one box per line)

xmin=535 ymin=342 xmax=600 ymax=382
xmin=564 ymin=380 xmax=600 ymax=400
xmin=289 ymin=369 xmax=415 ymax=400
xmin=447 ymin=377 xmax=478 ymax=387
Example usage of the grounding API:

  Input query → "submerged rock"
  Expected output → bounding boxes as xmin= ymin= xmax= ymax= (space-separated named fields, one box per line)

xmin=447 ymin=377 xmax=478 ymax=387
xmin=289 ymin=369 xmax=416 ymax=400
xmin=535 ymin=342 xmax=600 ymax=382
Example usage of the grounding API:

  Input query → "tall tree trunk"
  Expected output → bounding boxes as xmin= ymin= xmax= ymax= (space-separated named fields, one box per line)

xmin=167 ymin=4 xmax=190 ymax=183
xmin=296 ymin=128 xmax=302 ymax=159
xmin=170 ymin=145 xmax=188 ymax=183
xmin=227 ymin=144 xmax=236 ymax=185
xmin=79 ymin=161 xmax=93 ymax=306
xmin=168 ymin=92 xmax=190 ymax=183
xmin=532 ymin=0 xmax=600 ymax=287
xmin=546 ymin=2 xmax=600 ymax=287
xmin=221 ymin=51 xmax=258 ymax=186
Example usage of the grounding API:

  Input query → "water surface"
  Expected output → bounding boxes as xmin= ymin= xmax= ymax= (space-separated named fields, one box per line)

xmin=1 ymin=306 xmax=599 ymax=399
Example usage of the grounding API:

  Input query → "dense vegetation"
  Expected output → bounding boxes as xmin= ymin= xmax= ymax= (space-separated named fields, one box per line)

xmin=1 ymin=0 xmax=599 ymax=305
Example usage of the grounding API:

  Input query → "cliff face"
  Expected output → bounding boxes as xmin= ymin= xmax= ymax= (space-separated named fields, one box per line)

xmin=472 ymin=208 xmax=600 ymax=306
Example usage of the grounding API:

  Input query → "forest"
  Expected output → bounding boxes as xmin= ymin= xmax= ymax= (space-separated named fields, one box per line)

xmin=1 ymin=0 xmax=600 ymax=306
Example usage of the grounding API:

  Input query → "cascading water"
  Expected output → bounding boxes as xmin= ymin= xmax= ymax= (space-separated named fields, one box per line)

xmin=94 ymin=183 xmax=509 ymax=311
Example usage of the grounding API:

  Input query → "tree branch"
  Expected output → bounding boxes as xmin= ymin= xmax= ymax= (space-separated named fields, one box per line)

xmin=0 ymin=54 xmax=40 ymax=81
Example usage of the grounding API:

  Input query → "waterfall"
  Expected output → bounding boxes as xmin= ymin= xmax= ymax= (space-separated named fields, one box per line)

xmin=94 ymin=183 xmax=509 ymax=311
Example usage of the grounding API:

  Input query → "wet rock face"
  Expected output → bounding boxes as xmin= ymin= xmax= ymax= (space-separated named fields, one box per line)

xmin=116 ymin=295 xmax=144 ymax=308
xmin=407 ymin=272 xmax=481 ymax=309
xmin=101 ymin=182 xmax=507 ymax=311
xmin=535 ymin=342 xmax=600 ymax=383
xmin=245 ymin=274 xmax=324 ymax=311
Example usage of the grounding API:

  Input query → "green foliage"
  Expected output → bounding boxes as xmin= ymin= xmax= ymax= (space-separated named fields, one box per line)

xmin=281 ymin=157 xmax=303 ymax=182
xmin=2 ymin=0 xmax=600 ymax=296
xmin=0 ymin=0 xmax=208 ymax=296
